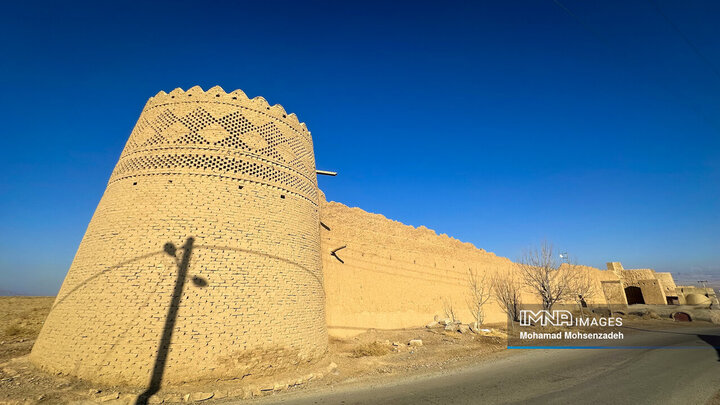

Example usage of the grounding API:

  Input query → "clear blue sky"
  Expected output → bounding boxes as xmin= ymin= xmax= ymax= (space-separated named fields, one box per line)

xmin=1 ymin=1 xmax=718 ymax=295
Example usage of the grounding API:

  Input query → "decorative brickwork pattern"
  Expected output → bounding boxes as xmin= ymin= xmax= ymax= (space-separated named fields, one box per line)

xmin=30 ymin=86 xmax=326 ymax=386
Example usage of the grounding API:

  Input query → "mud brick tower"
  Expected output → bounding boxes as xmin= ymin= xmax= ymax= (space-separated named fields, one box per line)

xmin=30 ymin=86 xmax=327 ymax=386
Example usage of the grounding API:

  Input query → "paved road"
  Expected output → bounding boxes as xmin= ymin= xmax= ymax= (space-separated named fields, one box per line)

xmin=248 ymin=326 xmax=720 ymax=405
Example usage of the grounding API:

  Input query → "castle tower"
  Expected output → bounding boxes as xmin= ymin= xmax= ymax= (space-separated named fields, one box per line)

xmin=30 ymin=86 xmax=327 ymax=386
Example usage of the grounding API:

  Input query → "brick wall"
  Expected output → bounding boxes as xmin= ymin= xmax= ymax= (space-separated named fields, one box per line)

xmin=636 ymin=280 xmax=667 ymax=305
xmin=319 ymin=201 xmax=639 ymax=338
xmin=322 ymin=200 xmax=565 ymax=337
xmin=621 ymin=269 xmax=668 ymax=304
xmin=655 ymin=272 xmax=678 ymax=297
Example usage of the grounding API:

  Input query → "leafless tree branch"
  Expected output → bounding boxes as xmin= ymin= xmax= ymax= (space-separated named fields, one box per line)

xmin=491 ymin=271 xmax=522 ymax=326
xmin=443 ymin=297 xmax=457 ymax=322
xmin=518 ymin=241 xmax=577 ymax=312
xmin=466 ymin=268 xmax=491 ymax=325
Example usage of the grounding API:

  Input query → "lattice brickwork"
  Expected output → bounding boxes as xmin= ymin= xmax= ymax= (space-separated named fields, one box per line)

xmin=30 ymin=86 xmax=327 ymax=386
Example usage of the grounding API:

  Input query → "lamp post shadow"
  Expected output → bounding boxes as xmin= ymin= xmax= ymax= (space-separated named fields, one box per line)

xmin=136 ymin=237 xmax=196 ymax=405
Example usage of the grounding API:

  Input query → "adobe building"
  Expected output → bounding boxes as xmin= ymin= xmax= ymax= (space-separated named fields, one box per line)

xmin=606 ymin=261 xmax=718 ymax=306
xmin=30 ymin=86 xmax=712 ymax=387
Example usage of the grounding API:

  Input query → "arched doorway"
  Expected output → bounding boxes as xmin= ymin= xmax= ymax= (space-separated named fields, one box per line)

xmin=625 ymin=286 xmax=645 ymax=305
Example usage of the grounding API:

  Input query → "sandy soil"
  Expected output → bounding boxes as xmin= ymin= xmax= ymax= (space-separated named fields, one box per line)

xmin=0 ymin=297 xmax=509 ymax=404
xmin=1 ymin=297 xmax=715 ymax=405
xmin=0 ymin=297 xmax=53 ymax=364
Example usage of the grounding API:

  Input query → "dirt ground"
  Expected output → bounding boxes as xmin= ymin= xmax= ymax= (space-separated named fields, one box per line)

xmin=1 ymin=297 xmax=715 ymax=405
xmin=0 ymin=297 xmax=53 ymax=364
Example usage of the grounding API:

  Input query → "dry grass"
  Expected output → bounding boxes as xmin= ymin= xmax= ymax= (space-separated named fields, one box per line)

xmin=0 ymin=297 xmax=53 ymax=341
xmin=441 ymin=331 xmax=462 ymax=339
xmin=350 ymin=341 xmax=391 ymax=358
xmin=4 ymin=322 xmax=33 ymax=337
xmin=0 ymin=297 xmax=53 ymax=366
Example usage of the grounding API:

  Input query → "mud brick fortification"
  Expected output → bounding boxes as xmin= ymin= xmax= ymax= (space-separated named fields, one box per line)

xmin=319 ymin=201 xmax=625 ymax=337
xmin=30 ymin=86 xmax=326 ymax=386
xmin=32 ymin=86 xmax=702 ymax=387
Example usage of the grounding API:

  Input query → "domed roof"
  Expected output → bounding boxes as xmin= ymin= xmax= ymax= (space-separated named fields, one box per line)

xmin=685 ymin=293 xmax=711 ymax=305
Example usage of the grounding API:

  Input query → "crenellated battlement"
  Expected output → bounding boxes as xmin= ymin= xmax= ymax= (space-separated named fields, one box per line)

xmin=113 ymin=85 xmax=320 ymax=203
xmin=145 ymin=85 xmax=309 ymax=135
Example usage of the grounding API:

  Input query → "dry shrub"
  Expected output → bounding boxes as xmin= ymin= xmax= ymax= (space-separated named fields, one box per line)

xmin=4 ymin=323 xmax=31 ymax=337
xmin=350 ymin=342 xmax=391 ymax=358
xmin=0 ymin=297 xmax=53 ymax=341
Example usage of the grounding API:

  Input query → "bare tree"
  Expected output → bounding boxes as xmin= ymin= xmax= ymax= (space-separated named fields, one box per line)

xmin=466 ymin=268 xmax=491 ymax=326
xmin=491 ymin=272 xmax=522 ymax=327
xmin=443 ymin=298 xmax=457 ymax=322
xmin=517 ymin=241 xmax=577 ymax=312
xmin=568 ymin=266 xmax=596 ymax=316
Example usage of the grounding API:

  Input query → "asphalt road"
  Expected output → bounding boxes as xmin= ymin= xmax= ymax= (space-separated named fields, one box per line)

xmin=248 ymin=326 xmax=720 ymax=405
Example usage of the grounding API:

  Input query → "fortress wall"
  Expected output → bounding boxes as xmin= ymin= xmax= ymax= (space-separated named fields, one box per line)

xmin=31 ymin=87 xmax=326 ymax=386
xmin=557 ymin=264 xmax=616 ymax=306
xmin=601 ymin=280 xmax=628 ymax=310
xmin=320 ymin=201 xmax=614 ymax=337
xmin=655 ymin=272 xmax=678 ymax=297
xmin=621 ymin=269 xmax=667 ymax=304
xmin=636 ymin=280 xmax=667 ymax=305
xmin=621 ymin=269 xmax=658 ymax=289
xmin=30 ymin=86 xmax=688 ymax=386
xmin=621 ymin=269 xmax=657 ymax=283
xmin=677 ymin=286 xmax=718 ymax=306
xmin=678 ymin=286 xmax=715 ymax=296
xmin=594 ymin=269 xmax=627 ymax=310
xmin=621 ymin=269 xmax=658 ymax=283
